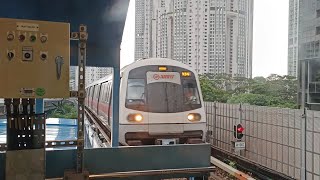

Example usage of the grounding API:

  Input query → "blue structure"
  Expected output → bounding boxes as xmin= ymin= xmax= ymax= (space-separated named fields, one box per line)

xmin=35 ymin=99 xmax=44 ymax=114
xmin=0 ymin=0 xmax=129 ymax=67
xmin=0 ymin=144 xmax=211 ymax=179
xmin=111 ymin=67 xmax=120 ymax=147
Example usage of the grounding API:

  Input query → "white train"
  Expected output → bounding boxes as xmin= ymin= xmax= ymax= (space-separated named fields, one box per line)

xmin=85 ymin=58 xmax=206 ymax=145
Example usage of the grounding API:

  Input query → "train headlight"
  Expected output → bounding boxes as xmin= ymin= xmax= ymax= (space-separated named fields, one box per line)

xmin=187 ymin=113 xmax=201 ymax=122
xmin=134 ymin=114 xmax=143 ymax=122
xmin=127 ymin=114 xmax=143 ymax=122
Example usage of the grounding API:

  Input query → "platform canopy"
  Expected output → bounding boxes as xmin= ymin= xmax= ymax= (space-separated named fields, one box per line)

xmin=0 ymin=0 xmax=130 ymax=67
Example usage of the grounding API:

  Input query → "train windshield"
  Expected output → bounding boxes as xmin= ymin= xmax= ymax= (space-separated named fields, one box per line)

xmin=125 ymin=66 xmax=201 ymax=113
xmin=126 ymin=79 xmax=146 ymax=111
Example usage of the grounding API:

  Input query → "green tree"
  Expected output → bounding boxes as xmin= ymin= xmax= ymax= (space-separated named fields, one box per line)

xmin=199 ymin=73 xmax=298 ymax=108
xmin=47 ymin=101 xmax=78 ymax=119
xmin=228 ymin=94 xmax=271 ymax=106
xmin=199 ymin=74 xmax=230 ymax=102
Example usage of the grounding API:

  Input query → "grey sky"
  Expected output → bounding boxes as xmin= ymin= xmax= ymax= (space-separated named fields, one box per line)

xmin=252 ymin=0 xmax=289 ymax=77
xmin=121 ymin=0 xmax=290 ymax=78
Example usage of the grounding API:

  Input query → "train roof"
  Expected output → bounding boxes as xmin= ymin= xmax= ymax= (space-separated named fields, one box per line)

xmin=86 ymin=58 xmax=197 ymax=88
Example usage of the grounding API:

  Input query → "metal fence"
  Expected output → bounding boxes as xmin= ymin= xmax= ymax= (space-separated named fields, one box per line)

xmin=205 ymin=102 xmax=320 ymax=180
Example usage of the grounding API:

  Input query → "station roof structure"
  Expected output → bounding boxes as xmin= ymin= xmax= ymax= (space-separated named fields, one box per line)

xmin=0 ymin=0 xmax=130 ymax=67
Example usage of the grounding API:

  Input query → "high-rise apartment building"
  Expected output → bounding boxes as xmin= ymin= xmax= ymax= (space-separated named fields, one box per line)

xmin=287 ymin=0 xmax=299 ymax=77
xmin=69 ymin=66 xmax=112 ymax=90
xmin=69 ymin=66 xmax=77 ymax=90
xmin=298 ymin=0 xmax=320 ymax=110
xmin=135 ymin=0 xmax=254 ymax=78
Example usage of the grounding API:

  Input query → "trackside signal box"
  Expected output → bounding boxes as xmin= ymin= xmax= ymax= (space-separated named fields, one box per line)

xmin=0 ymin=18 xmax=70 ymax=98
xmin=233 ymin=124 xmax=244 ymax=139
xmin=232 ymin=124 xmax=245 ymax=151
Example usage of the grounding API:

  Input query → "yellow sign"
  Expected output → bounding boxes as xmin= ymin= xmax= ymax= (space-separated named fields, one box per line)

xmin=182 ymin=71 xmax=191 ymax=77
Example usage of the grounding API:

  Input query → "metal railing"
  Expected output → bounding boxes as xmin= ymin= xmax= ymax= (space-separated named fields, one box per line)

xmin=205 ymin=102 xmax=320 ymax=180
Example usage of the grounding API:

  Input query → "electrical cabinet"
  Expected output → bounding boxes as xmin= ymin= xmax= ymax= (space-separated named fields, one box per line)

xmin=0 ymin=18 xmax=70 ymax=98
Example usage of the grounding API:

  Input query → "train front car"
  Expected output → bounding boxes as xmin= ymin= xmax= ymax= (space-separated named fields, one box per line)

xmin=119 ymin=58 xmax=206 ymax=145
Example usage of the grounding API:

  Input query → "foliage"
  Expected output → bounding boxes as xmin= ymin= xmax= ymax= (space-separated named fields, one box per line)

xmin=199 ymin=74 xmax=230 ymax=102
xmin=199 ymin=73 xmax=298 ymax=108
xmin=228 ymin=94 xmax=270 ymax=106
xmin=228 ymin=161 xmax=237 ymax=168
xmin=47 ymin=101 xmax=78 ymax=119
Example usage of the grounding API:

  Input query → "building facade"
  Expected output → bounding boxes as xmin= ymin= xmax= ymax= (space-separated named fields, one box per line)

xmin=135 ymin=0 xmax=254 ymax=78
xmin=298 ymin=0 xmax=320 ymax=110
xmin=69 ymin=66 xmax=112 ymax=90
xmin=288 ymin=0 xmax=300 ymax=77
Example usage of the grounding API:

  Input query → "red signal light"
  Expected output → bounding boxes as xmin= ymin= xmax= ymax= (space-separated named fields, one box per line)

xmin=237 ymin=126 xmax=244 ymax=132
xmin=234 ymin=124 xmax=244 ymax=140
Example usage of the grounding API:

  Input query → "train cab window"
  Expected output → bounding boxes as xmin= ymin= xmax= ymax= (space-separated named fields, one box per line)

xmin=183 ymin=80 xmax=201 ymax=105
xmin=126 ymin=79 xmax=145 ymax=110
xmin=183 ymin=80 xmax=201 ymax=111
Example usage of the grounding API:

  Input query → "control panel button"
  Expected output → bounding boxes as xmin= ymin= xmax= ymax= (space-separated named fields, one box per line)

xmin=7 ymin=51 xmax=14 ymax=60
xmin=22 ymin=47 xmax=33 ymax=61
xmin=40 ymin=52 xmax=47 ymax=60
xmin=40 ymin=35 xmax=47 ymax=43
xmin=19 ymin=34 xmax=25 ymax=42
xmin=7 ymin=34 xmax=14 ymax=41
xmin=24 ymin=52 xmax=31 ymax=59
xmin=30 ymin=35 xmax=36 ymax=42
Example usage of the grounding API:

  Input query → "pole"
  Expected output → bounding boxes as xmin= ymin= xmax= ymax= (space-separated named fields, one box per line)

xmin=111 ymin=67 xmax=120 ymax=147
xmin=35 ymin=99 xmax=44 ymax=114
xmin=300 ymin=61 xmax=306 ymax=180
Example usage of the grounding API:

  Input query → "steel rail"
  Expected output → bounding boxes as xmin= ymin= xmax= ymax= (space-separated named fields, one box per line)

xmin=211 ymin=146 xmax=295 ymax=180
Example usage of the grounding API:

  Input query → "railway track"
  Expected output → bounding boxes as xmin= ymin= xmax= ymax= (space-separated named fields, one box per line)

xmin=84 ymin=106 xmax=112 ymax=146
xmin=84 ymin=106 xmax=128 ymax=146
xmin=211 ymin=146 xmax=295 ymax=180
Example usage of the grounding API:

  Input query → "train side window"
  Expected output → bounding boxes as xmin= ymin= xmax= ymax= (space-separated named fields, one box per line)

xmin=107 ymin=82 xmax=113 ymax=125
xmin=108 ymin=82 xmax=113 ymax=103
xmin=100 ymin=82 xmax=107 ymax=103
xmin=87 ymin=87 xmax=92 ymax=104
xmin=90 ymin=87 xmax=94 ymax=99
xmin=93 ymin=84 xmax=101 ymax=101
xmin=99 ymin=83 xmax=106 ymax=103
xmin=86 ymin=87 xmax=89 ymax=100
xmin=106 ymin=82 xmax=111 ymax=103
